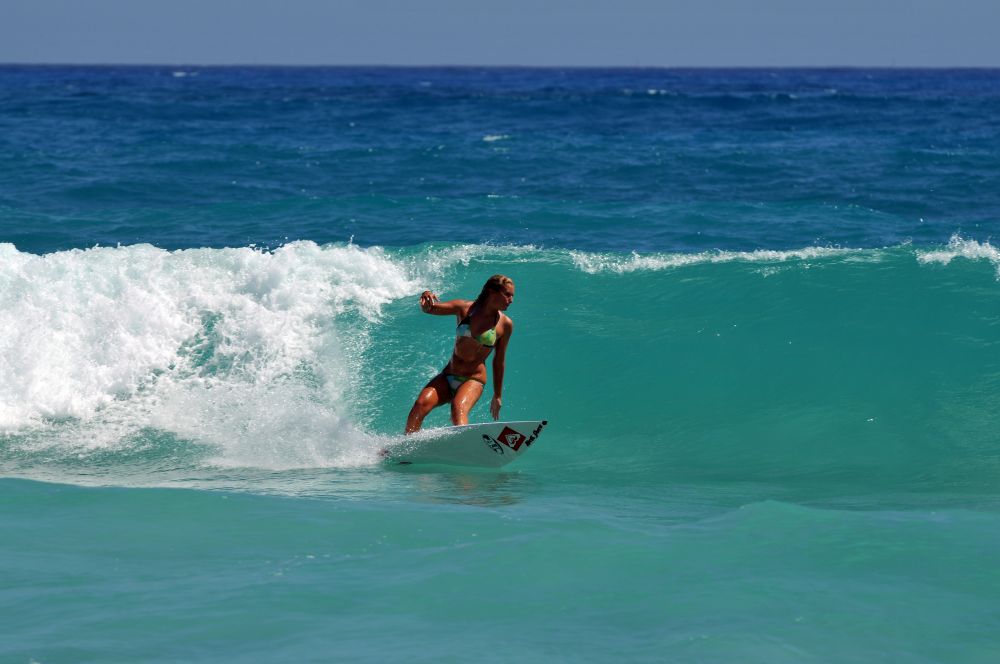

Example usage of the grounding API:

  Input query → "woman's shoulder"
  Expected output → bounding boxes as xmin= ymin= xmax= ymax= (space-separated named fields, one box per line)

xmin=456 ymin=300 xmax=475 ymax=317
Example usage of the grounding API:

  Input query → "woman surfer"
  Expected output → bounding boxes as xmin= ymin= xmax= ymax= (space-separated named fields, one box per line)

xmin=405 ymin=274 xmax=515 ymax=433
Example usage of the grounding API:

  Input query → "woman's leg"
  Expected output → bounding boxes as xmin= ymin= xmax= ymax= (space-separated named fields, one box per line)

xmin=405 ymin=374 xmax=451 ymax=433
xmin=449 ymin=379 xmax=485 ymax=426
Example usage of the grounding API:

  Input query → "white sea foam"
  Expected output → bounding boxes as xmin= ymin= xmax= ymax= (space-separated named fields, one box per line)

xmin=569 ymin=246 xmax=858 ymax=274
xmin=402 ymin=243 xmax=546 ymax=281
xmin=482 ymin=134 xmax=509 ymax=142
xmin=916 ymin=235 xmax=1000 ymax=277
xmin=0 ymin=241 xmax=424 ymax=468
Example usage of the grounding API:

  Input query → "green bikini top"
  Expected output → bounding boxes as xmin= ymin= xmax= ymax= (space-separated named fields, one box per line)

xmin=456 ymin=309 xmax=498 ymax=348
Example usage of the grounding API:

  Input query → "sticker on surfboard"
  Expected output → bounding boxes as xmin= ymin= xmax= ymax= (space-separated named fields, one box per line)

xmin=380 ymin=420 xmax=548 ymax=467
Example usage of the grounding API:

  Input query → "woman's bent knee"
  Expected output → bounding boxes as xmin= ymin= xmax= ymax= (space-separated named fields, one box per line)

xmin=415 ymin=388 xmax=445 ymax=414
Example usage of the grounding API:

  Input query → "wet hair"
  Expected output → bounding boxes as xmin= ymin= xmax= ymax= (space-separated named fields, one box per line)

xmin=472 ymin=274 xmax=513 ymax=310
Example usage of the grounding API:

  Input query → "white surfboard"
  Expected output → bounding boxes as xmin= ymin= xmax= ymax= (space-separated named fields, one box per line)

xmin=381 ymin=420 xmax=548 ymax=467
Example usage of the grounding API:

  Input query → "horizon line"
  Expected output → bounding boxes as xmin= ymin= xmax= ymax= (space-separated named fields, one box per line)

xmin=2 ymin=62 xmax=1000 ymax=71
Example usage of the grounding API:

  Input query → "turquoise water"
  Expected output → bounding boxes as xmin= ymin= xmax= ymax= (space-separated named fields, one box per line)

xmin=2 ymin=67 xmax=1000 ymax=662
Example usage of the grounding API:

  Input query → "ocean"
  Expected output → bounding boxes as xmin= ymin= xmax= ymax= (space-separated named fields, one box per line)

xmin=2 ymin=66 xmax=1000 ymax=663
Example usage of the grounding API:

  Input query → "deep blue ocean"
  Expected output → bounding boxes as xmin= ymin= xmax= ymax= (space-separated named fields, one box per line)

xmin=2 ymin=66 xmax=1000 ymax=663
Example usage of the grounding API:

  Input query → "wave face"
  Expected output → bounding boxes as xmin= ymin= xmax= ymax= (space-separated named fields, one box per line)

xmin=3 ymin=238 xmax=999 ymax=494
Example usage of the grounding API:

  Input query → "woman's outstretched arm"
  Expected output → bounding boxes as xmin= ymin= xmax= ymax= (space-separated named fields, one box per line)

xmin=419 ymin=291 xmax=468 ymax=315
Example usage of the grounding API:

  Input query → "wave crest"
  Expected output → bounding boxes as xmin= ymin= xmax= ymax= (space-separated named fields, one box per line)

xmin=569 ymin=246 xmax=860 ymax=274
xmin=916 ymin=235 xmax=1000 ymax=277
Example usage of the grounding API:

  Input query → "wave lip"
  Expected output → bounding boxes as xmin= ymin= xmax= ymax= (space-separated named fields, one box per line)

xmin=569 ymin=245 xmax=861 ymax=274
xmin=916 ymin=235 xmax=1000 ymax=277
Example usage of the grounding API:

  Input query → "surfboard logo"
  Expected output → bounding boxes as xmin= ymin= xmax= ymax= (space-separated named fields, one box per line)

xmin=497 ymin=426 xmax=526 ymax=451
xmin=482 ymin=435 xmax=505 ymax=455
xmin=522 ymin=421 xmax=546 ymax=448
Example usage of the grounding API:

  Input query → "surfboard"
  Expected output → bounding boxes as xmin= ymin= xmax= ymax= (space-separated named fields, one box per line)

xmin=380 ymin=420 xmax=548 ymax=467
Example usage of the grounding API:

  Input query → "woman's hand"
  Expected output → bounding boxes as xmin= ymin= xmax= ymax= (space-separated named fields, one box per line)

xmin=419 ymin=291 xmax=439 ymax=312
xmin=490 ymin=395 xmax=502 ymax=420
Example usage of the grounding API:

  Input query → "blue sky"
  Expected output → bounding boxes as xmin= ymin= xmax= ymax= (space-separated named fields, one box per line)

xmin=3 ymin=0 xmax=998 ymax=67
